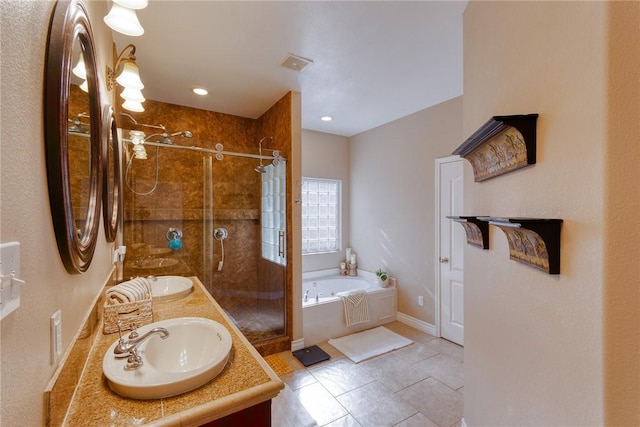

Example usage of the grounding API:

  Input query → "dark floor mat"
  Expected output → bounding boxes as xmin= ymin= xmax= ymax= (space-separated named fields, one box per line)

xmin=292 ymin=345 xmax=331 ymax=367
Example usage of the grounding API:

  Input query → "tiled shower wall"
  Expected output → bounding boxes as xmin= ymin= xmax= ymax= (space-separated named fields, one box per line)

xmin=121 ymin=93 xmax=293 ymax=351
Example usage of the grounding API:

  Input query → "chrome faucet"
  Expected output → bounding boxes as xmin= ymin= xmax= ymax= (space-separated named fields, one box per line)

xmin=114 ymin=322 xmax=170 ymax=357
xmin=304 ymin=290 xmax=309 ymax=302
xmin=315 ymin=293 xmax=322 ymax=303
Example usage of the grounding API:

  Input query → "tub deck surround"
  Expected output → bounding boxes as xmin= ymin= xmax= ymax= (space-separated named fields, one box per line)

xmin=302 ymin=270 xmax=398 ymax=346
xmin=48 ymin=277 xmax=283 ymax=426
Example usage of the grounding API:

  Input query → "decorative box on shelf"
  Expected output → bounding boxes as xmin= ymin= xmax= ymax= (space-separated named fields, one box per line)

xmin=447 ymin=216 xmax=490 ymax=249
xmin=453 ymin=114 xmax=538 ymax=182
xmin=480 ymin=217 xmax=563 ymax=275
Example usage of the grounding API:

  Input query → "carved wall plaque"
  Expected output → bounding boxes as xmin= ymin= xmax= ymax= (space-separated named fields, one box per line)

xmin=448 ymin=216 xmax=490 ymax=249
xmin=453 ymin=114 xmax=538 ymax=182
xmin=495 ymin=226 xmax=550 ymax=272
xmin=484 ymin=218 xmax=562 ymax=275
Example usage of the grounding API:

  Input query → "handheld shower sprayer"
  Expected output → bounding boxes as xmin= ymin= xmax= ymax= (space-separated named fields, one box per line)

xmin=213 ymin=228 xmax=228 ymax=271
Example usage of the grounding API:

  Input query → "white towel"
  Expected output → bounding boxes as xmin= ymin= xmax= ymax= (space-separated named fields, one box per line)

xmin=106 ymin=277 xmax=151 ymax=305
xmin=106 ymin=289 xmax=130 ymax=305
xmin=337 ymin=290 xmax=370 ymax=327
xmin=122 ymin=278 xmax=151 ymax=300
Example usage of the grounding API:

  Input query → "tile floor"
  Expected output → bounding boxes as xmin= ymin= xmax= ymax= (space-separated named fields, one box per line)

xmin=271 ymin=321 xmax=464 ymax=427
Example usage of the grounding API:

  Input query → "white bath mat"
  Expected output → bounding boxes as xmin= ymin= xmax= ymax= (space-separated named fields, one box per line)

xmin=328 ymin=326 xmax=413 ymax=363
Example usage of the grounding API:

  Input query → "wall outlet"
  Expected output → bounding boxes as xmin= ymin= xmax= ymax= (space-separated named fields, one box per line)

xmin=418 ymin=295 xmax=424 ymax=306
xmin=50 ymin=309 xmax=62 ymax=364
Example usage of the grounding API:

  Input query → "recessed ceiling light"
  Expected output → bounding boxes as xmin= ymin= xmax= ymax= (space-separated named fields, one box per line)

xmin=192 ymin=87 xmax=208 ymax=96
xmin=321 ymin=115 xmax=333 ymax=122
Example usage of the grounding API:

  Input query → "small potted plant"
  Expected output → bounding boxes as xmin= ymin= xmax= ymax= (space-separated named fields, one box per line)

xmin=375 ymin=268 xmax=389 ymax=287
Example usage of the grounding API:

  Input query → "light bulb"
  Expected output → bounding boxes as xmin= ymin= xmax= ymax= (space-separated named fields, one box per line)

xmin=122 ymin=99 xmax=144 ymax=113
xmin=72 ymin=52 xmax=86 ymax=80
xmin=104 ymin=3 xmax=144 ymax=37
xmin=116 ymin=61 xmax=144 ymax=89
xmin=129 ymin=130 xmax=145 ymax=145
xmin=120 ymin=87 xmax=145 ymax=102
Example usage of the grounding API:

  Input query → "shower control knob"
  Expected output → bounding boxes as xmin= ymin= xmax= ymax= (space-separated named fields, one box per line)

xmin=439 ymin=257 xmax=449 ymax=264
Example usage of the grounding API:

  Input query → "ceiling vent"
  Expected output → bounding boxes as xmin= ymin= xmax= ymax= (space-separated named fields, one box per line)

xmin=281 ymin=53 xmax=313 ymax=72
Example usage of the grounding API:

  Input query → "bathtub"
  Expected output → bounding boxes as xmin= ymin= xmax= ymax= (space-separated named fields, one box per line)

xmin=302 ymin=270 xmax=397 ymax=346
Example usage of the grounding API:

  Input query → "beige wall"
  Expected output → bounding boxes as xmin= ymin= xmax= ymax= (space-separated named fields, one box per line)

xmin=301 ymin=129 xmax=351 ymax=272
xmin=0 ymin=1 xmax=116 ymax=426
xmin=463 ymin=1 xmax=639 ymax=425
xmin=349 ymin=97 xmax=462 ymax=324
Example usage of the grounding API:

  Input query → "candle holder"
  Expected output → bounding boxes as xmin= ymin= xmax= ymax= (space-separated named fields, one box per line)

xmin=339 ymin=262 xmax=348 ymax=276
xmin=347 ymin=263 xmax=357 ymax=276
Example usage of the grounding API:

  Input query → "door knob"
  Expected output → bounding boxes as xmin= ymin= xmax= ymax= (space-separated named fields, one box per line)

xmin=439 ymin=257 xmax=449 ymax=264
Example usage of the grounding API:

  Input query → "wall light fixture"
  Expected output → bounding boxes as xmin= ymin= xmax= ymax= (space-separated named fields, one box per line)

xmin=129 ymin=130 xmax=147 ymax=159
xmin=107 ymin=43 xmax=145 ymax=112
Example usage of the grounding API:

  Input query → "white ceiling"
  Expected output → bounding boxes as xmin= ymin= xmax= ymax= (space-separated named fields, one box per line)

xmin=114 ymin=1 xmax=466 ymax=137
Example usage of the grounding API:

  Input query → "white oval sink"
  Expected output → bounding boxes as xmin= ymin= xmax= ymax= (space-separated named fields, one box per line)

xmin=103 ymin=317 xmax=233 ymax=400
xmin=150 ymin=276 xmax=193 ymax=302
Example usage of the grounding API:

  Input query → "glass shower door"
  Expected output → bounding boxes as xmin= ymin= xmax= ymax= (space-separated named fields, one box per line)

xmin=122 ymin=141 xmax=287 ymax=345
xmin=205 ymin=155 xmax=287 ymax=344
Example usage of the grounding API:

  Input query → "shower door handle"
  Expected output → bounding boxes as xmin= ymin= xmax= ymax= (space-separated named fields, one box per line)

xmin=278 ymin=230 xmax=285 ymax=257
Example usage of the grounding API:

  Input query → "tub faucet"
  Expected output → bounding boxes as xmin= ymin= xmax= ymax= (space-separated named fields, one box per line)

xmin=304 ymin=290 xmax=309 ymax=302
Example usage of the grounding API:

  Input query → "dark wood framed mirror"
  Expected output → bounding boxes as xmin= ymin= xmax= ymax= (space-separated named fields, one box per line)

xmin=45 ymin=0 xmax=102 ymax=274
xmin=102 ymin=105 xmax=120 ymax=242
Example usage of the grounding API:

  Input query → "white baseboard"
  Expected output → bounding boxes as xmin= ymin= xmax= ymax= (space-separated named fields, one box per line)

xmin=291 ymin=338 xmax=305 ymax=352
xmin=397 ymin=312 xmax=437 ymax=337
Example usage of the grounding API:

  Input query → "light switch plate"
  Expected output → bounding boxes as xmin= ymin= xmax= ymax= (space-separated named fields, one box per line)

xmin=50 ymin=309 xmax=62 ymax=364
xmin=0 ymin=241 xmax=23 ymax=319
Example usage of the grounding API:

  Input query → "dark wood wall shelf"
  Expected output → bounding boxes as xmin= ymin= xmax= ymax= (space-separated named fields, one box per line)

xmin=480 ymin=217 xmax=563 ymax=274
xmin=447 ymin=216 xmax=490 ymax=249
xmin=453 ymin=114 xmax=538 ymax=182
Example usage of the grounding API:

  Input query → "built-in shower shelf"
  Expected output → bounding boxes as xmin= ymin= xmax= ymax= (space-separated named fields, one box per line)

xmin=447 ymin=216 xmax=490 ymax=249
xmin=479 ymin=217 xmax=563 ymax=274
xmin=453 ymin=114 xmax=538 ymax=182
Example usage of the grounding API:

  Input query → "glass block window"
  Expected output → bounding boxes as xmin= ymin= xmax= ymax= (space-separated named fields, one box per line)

xmin=302 ymin=177 xmax=340 ymax=254
xmin=261 ymin=162 xmax=287 ymax=266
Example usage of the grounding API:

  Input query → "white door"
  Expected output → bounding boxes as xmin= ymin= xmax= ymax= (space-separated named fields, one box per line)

xmin=436 ymin=157 xmax=465 ymax=346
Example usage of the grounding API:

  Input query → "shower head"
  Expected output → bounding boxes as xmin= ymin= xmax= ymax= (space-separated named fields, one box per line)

xmin=68 ymin=113 xmax=90 ymax=134
xmin=152 ymin=130 xmax=193 ymax=145
xmin=143 ymin=133 xmax=171 ymax=144
xmin=255 ymin=136 xmax=272 ymax=173
xmin=170 ymin=130 xmax=192 ymax=138
xmin=68 ymin=119 xmax=89 ymax=134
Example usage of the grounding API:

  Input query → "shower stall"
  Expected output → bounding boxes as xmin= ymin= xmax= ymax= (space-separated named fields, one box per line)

xmin=120 ymin=108 xmax=290 ymax=352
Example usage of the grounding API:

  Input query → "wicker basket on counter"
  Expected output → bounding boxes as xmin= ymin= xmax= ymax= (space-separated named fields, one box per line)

xmin=103 ymin=298 xmax=153 ymax=334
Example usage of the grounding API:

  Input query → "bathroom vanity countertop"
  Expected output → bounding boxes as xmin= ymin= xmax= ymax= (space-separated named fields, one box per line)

xmin=61 ymin=277 xmax=284 ymax=426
